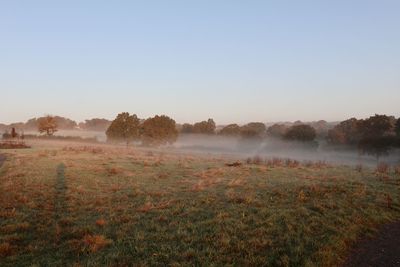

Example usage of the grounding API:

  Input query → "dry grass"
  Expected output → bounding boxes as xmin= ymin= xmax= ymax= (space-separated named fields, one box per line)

xmin=82 ymin=235 xmax=112 ymax=253
xmin=1 ymin=141 xmax=400 ymax=266
xmin=376 ymin=162 xmax=390 ymax=174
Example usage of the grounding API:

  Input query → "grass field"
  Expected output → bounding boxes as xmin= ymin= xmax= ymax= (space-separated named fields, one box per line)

xmin=0 ymin=142 xmax=399 ymax=266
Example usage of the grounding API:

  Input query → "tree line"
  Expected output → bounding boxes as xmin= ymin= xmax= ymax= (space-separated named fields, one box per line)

xmin=2 ymin=113 xmax=400 ymax=160
xmin=0 ymin=116 xmax=112 ymax=132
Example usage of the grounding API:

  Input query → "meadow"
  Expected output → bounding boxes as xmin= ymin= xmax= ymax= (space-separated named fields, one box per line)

xmin=0 ymin=141 xmax=399 ymax=266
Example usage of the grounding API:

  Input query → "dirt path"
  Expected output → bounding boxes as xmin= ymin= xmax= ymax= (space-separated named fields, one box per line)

xmin=342 ymin=221 xmax=400 ymax=267
xmin=0 ymin=154 xmax=6 ymax=168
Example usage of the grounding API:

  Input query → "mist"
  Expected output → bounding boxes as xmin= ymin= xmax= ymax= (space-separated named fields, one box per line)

xmin=174 ymin=134 xmax=400 ymax=167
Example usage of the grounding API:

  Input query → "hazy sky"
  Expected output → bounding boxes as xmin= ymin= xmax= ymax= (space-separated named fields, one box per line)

xmin=1 ymin=1 xmax=399 ymax=124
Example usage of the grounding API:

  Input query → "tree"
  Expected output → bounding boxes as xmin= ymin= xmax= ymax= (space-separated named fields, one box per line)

xmin=242 ymin=122 xmax=266 ymax=137
xmin=358 ymin=136 xmax=394 ymax=162
xmin=2 ymin=130 xmax=11 ymax=139
xmin=357 ymin=115 xmax=396 ymax=161
xmin=327 ymin=118 xmax=363 ymax=145
xmin=53 ymin=116 xmax=77 ymax=129
xmin=38 ymin=116 xmax=58 ymax=136
xmin=219 ymin=124 xmax=241 ymax=136
xmin=266 ymin=124 xmax=288 ymax=139
xmin=284 ymin=124 xmax=316 ymax=142
xmin=106 ymin=112 xmax=140 ymax=146
xmin=11 ymin=128 xmax=18 ymax=138
xmin=395 ymin=118 xmax=400 ymax=137
xmin=358 ymin=114 xmax=394 ymax=139
xmin=141 ymin=115 xmax=178 ymax=146
xmin=193 ymin=119 xmax=216 ymax=134
xmin=79 ymin=118 xmax=111 ymax=131
xmin=180 ymin=123 xmax=194 ymax=134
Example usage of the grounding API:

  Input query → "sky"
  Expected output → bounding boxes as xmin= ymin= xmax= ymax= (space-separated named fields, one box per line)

xmin=0 ymin=1 xmax=399 ymax=125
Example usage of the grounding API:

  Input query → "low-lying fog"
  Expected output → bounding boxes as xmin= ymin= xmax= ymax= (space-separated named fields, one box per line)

xmin=175 ymin=135 xmax=400 ymax=167
xmin=20 ymin=131 xmax=400 ymax=167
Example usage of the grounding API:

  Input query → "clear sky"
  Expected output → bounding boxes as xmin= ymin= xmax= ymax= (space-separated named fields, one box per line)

xmin=1 ymin=1 xmax=399 ymax=124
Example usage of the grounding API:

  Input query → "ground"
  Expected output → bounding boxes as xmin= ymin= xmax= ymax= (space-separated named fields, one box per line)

xmin=342 ymin=221 xmax=400 ymax=267
xmin=0 ymin=141 xmax=399 ymax=266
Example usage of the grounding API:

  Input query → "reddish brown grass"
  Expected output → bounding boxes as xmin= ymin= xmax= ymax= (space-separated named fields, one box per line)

xmin=0 ymin=242 xmax=13 ymax=257
xmin=95 ymin=219 xmax=106 ymax=227
xmin=82 ymin=234 xmax=112 ymax=253
xmin=376 ymin=162 xmax=389 ymax=174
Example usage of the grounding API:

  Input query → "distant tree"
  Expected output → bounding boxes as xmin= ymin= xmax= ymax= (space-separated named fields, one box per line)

xmin=358 ymin=136 xmax=395 ymax=162
xmin=244 ymin=122 xmax=266 ymax=135
xmin=106 ymin=112 xmax=140 ymax=146
xmin=284 ymin=124 xmax=316 ymax=142
xmin=358 ymin=114 xmax=394 ymax=139
xmin=239 ymin=128 xmax=262 ymax=140
xmin=357 ymin=115 xmax=396 ymax=161
xmin=141 ymin=115 xmax=178 ymax=146
xmin=53 ymin=116 xmax=77 ymax=130
xmin=2 ymin=130 xmax=11 ymax=139
xmin=266 ymin=124 xmax=288 ymax=139
xmin=327 ymin=118 xmax=363 ymax=145
xmin=193 ymin=119 xmax=216 ymax=134
xmin=219 ymin=124 xmax=241 ymax=136
xmin=38 ymin=116 xmax=58 ymax=136
xmin=11 ymin=128 xmax=18 ymax=138
xmin=181 ymin=123 xmax=194 ymax=134
xmin=311 ymin=120 xmax=329 ymax=138
xmin=396 ymin=118 xmax=400 ymax=137
xmin=25 ymin=118 xmax=39 ymax=130
xmin=80 ymin=118 xmax=112 ymax=131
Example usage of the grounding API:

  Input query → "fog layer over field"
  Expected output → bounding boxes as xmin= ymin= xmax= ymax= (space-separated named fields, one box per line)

xmin=175 ymin=134 xmax=400 ymax=167
xmin=17 ymin=131 xmax=400 ymax=167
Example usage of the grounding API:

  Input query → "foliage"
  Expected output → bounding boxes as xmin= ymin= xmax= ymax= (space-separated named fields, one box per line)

xmin=284 ymin=124 xmax=316 ymax=142
xmin=193 ymin=119 xmax=216 ymax=134
xmin=180 ymin=123 xmax=194 ymax=134
xmin=327 ymin=118 xmax=362 ymax=145
xmin=395 ymin=118 xmax=400 ymax=137
xmin=358 ymin=114 xmax=394 ymax=139
xmin=239 ymin=122 xmax=266 ymax=140
xmin=79 ymin=118 xmax=111 ymax=131
xmin=106 ymin=113 xmax=140 ymax=145
xmin=266 ymin=124 xmax=288 ymax=138
xmin=38 ymin=116 xmax=58 ymax=136
xmin=218 ymin=124 xmax=241 ymax=136
xmin=141 ymin=115 xmax=178 ymax=146
xmin=356 ymin=115 xmax=396 ymax=160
